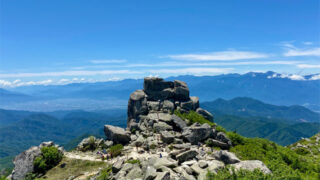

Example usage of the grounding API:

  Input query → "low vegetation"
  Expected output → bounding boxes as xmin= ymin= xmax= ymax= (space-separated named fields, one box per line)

xmin=108 ymin=144 xmax=123 ymax=157
xmin=125 ymin=159 xmax=140 ymax=165
xmin=35 ymin=158 xmax=109 ymax=180
xmin=96 ymin=166 xmax=112 ymax=180
xmin=224 ymin=133 xmax=320 ymax=179
xmin=174 ymin=110 xmax=215 ymax=126
xmin=207 ymin=167 xmax=272 ymax=179
xmin=34 ymin=146 xmax=63 ymax=174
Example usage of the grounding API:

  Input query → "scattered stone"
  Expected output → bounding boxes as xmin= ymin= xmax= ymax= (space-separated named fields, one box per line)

xmin=104 ymin=125 xmax=131 ymax=144
xmin=121 ymin=163 xmax=134 ymax=172
xmin=148 ymin=101 xmax=160 ymax=111
xmin=214 ymin=150 xmax=240 ymax=164
xmin=158 ymin=113 xmax=173 ymax=122
xmin=161 ymin=100 xmax=175 ymax=113
xmin=216 ymin=132 xmax=232 ymax=146
xmin=172 ymin=114 xmax=187 ymax=131
xmin=180 ymin=100 xmax=194 ymax=111
xmin=232 ymin=160 xmax=271 ymax=174
xmin=196 ymin=108 xmax=213 ymax=121
xmin=144 ymin=166 xmax=157 ymax=180
xmin=174 ymin=167 xmax=196 ymax=180
xmin=161 ymin=131 xmax=175 ymax=144
xmin=76 ymin=136 xmax=100 ymax=152
xmin=206 ymin=138 xmax=230 ymax=149
xmin=126 ymin=165 xmax=143 ymax=179
xmin=155 ymin=171 xmax=170 ymax=180
xmin=134 ymin=136 xmax=145 ymax=147
xmin=176 ymin=150 xmax=198 ymax=163
xmin=207 ymin=160 xmax=225 ymax=173
xmin=153 ymin=122 xmax=173 ymax=132
xmin=182 ymin=123 xmax=214 ymax=145
xmin=112 ymin=159 xmax=124 ymax=173
xmin=198 ymin=160 xmax=208 ymax=168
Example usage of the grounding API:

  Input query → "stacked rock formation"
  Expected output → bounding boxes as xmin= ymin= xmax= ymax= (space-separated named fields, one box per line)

xmin=100 ymin=78 xmax=271 ymax=180
xmin=127 ymin=77 xmax=213 ymax=130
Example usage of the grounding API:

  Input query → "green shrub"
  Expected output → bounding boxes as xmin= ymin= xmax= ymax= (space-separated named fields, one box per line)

xmin=150 ymin=143 xmax=157 ymax=149
xmin=108 ymin=144 xmax=123 ymax=157
xmin=24 ymin=173 xmax=37 ymax=180
xmin=228 ymin=135 xmax=320 ymax=179
xmin=0 ymin=176 xmax=7 ymax=180
xmin=215 ymin=125 xmax=227 ymax=133
xmin=33 ymin=146 xmax=63 ymax=174
xmin=168 ymin=145 xmax=174 ymax=151
xmin=294 ymin=147 xmax=310 ymax=155
xmin=125 ymin=159 xmax=140 ymax=165
xmin=227 ymin=132 xmax=245 ymax=146
xmin=174 ymin=110 xmax=214 ymax=126
xmin=207 ymin=167 xmax=272 ymax=180
xmin=82 ymin=136 xmax=97 ymax=152
xmin=97 ymin=166 xmax=112 ymax=180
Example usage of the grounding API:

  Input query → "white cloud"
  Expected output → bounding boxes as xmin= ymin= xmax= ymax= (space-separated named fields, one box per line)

xmin=303 ymin=42 xmax=313 ymax=45
xmin=267 ymin=73 xmax=306 ymax=81
xmin=164 ymin=50 xmax=269 ymax=61
xmin=90 ymin=59 xmax=127 ymax=64
xmin=282 ymin=42 xmax=320 ymax=57
xmin=284 ymin=47 xmax=320 ymax=57
xmin=297 ymin=64 xmax=320 ymax=69
xmin=0 ymin=70 xmax=141 ymax=78
xmin=310 ymin=74 xmax=320 ymax=80
xmin=149 ymin=67 xmax=233 ymax=75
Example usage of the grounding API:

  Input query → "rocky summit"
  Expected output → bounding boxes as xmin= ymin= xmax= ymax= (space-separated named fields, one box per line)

xmin=8 ymin=77 xmax=271 ymax=180
xmin=98 ymin=77 xmax=271 ymax=179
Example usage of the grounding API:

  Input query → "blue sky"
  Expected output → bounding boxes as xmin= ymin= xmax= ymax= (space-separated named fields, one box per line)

xmin=0 ymin=0 xmax=319 ymax=87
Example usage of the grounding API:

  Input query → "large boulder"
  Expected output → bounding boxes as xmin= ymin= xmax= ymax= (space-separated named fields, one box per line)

xmin=160 ymin=131 xmax=175 ymax=144
xmin=214 ymin=150 xmax=240 ymax=164
xmin=127 ymin=90 xmax=148 ymax=128
xmin=216 ymin=132 xmax=232 ymax=146
xmin=104 ymin=125 xmax=131 ymax=145
xmin=206 ymin=138 xmax=230 ymax=149
xmin=231 ymin=160 xmax=272 ymax=174
xmin=171 ymin=114 xmax=187 ymax=131
xmin=11 ymin=146 xmax=41 ymax=180
xmin=180 ymin=100 xmax=194 ymax=112
xmin=11 ymin=142 xmax=60 ymax=180
xmin=153 ymin=122 xmax=173 ymax=132
xmin=196 ymin=108 xmax=213 ymax=121
xmin=77 ymin=136 xmax=104 ymax=152
xmin=182 ymin=123 xmax=214 ymax=144
xmin=144 ymin=77 xmax=174 ymax=101
xmin=176 ymin=150 xmax=198 ymax=163
xmin=174 ymin=80 xmax=190 ymax=101
xmin=190 ymin=96 xmax=199 ymax=110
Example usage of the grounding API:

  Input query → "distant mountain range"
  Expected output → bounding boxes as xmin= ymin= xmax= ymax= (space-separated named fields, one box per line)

xmin=202 ymin=97 xmax=320 ymax=123
xmin=1 ymin=71 xmax=319 ymax=112
xmin=201 ymin=97 xmax=320 ymax=146
xmin=0 ymin=96 xmax=319 ymax=169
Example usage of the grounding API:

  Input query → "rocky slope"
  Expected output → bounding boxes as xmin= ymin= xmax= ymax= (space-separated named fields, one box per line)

xmin=7 ymin=77 xmax=272 ymax=180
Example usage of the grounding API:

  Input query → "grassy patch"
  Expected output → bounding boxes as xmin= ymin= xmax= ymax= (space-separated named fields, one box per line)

xmin=174 ymin=110 xmax=215 ymax=126
xmin=96 ymin=166 xmax=112 ymax=180
xmin=125 ymin=159 xmax=141 ymax=165
xmin=108 ymin=144 xmax=123 ymax=157
xmin=228 ymin=134 xmax=320 ymax=179
xmin=36 ymin=158 xmax=109 ymax=180
xmin=207 ymin=167 xmax=272 ymax=180
xmin=34 ymin=146 xmax=63 ymax=174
